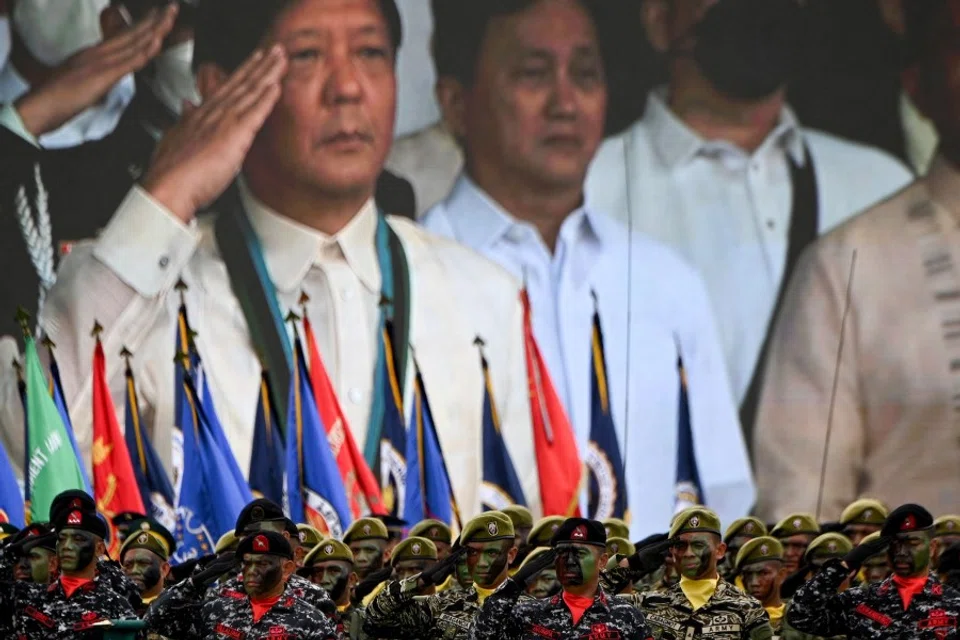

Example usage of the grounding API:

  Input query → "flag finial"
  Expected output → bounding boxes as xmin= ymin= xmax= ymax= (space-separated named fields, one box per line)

xmin=91 ymin=321 xmax=104 ymax=339
xmin=14 ymin=307 xmax=30 ymax=337
xmin=379 ymin=294 xmax=392 ymax=308
xmin=175 ymin=278 xmax=188 ymax=305
xmin=285 ymin=310 xmax=301 ymax=325
xmin=298 ymin=290 xmax=310 ymax=307
xmin=41 ymin=335 xmax=55 ymax=349
xmin=120 ymin=346 xmax=132 ymax=359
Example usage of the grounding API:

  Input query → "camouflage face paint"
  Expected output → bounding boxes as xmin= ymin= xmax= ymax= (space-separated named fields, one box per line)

xmin=673 ymin=533 xmax=718 ymax=580
xmin=57 ymin=530 xmax=97 ymax=573
xmin=555 ymin=544 xmax=599 ymax=587
xmin=890 ymin=532 xmax=931 ymax=578
xmin=466 ymin=540 xmax=511 ymax=588
xmin=242 ymin=554 xmax=284 ymax=597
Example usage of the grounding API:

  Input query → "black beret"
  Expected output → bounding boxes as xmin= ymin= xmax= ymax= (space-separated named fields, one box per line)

xmin=50 ymin=490 xmax=96 ymax=522
xmin=881 ymin=504 xmax=934 ymax=538
xmin=112 ymin=511 xmax=148 ymax=527
xmin=551 ymin=518 xmax=606 ymax=548
xmin=237 ymin=531 xmax=293 ymax=560
xmin=9 ymin=522 xmax=56 ymax=552
xmin=126 ymin=518 xmax=177 ymax=556
xmin=0 ymin=522 xmax=20 ymax=537
xmin=53 ymin=508 xmax=108 ymax=540
xmin=235 ymin=498 xmax=286 ymax=534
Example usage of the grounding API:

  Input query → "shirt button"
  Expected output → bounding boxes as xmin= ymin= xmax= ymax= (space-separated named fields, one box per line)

xmin=348 ymin=388 xmax=363 ymax=404
xmin=506 ymin=227 xmax=526 ymax=243
xmin=158 ymin=256 xmax=169 ymax=269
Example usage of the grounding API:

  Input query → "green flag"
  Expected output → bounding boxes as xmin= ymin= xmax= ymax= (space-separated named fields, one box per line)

xmin=25 ymin=335 xmax=85 ymax=521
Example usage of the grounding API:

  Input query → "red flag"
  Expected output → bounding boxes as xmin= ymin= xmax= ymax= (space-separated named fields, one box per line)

xmin=521 ymin=291 xmax=583 ymax=516
xmin=91 ymin=331 xmax=145 ymax=558
xmin=303 ymin=314 xmax=386 ymax=517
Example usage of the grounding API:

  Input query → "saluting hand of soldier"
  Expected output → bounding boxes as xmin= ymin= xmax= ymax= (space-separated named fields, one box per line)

xmin=142 ymin=44 xmax=288 ymax=223
xmin=15 ymin=3 xmax=179 ymax=138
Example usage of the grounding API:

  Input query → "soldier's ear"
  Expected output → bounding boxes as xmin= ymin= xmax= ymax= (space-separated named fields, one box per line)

xmin=160 ymin=561 xmax=171 ymax=581
xmin=716 ymin=541 xmax=727 ymax=560
xmin=281 ymin=558 xmax=296 ymax=580
xmin=349 ymin=572 xmax=359 ymax=588
xmin=96 ymin=539 xmax=107 ymax=558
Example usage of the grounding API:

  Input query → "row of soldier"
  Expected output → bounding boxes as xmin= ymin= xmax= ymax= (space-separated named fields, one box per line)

xmin=3 ymin=491 xmax=960 ymax=638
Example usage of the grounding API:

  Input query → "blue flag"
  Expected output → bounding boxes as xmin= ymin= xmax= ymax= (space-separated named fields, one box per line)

xmin=123 ymin=352 xmax=176 ymax=531
xmin=0 ymin=438 xmax=24 ymax=527
xmin=174 ymin=371 xmax=253 ymax=564
xmin=674 ymin=355 xmax=702 ymax=511
xmin=250 ymin=371 xmax=285 ymax=505
xmin=403 ymin=368 xmax=460 ymax=528
xmin=48 ymin=346 xmax=92 ymax=494
xmin=377 ymin=323 xmax=408 ymax=518
xmin=477 ymin=342 xmax=525 ymax=511
xmin=587 ymin=301 xmax=629 ymax=521
xmin=284 ymin=330 xmax=352 ymax=538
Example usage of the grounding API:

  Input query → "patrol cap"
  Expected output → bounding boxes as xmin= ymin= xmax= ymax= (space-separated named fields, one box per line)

xmin=527 ymin=517 xmax=564 ymax=548
xmin=461 ymin=511 xmax=514 ymax=544
xmin=724 ymin=517 xmax=768 ymax=543
xmin=119 ymin=529 xmax=170 ymax=561
xmin=237 ymin=531 xmax=293 ymax=560
xmin=839 ymin=499 xmax=888 ymax=526
xmin=343 ymin=517 xmax=389 ymax=543
xmin=603 ymin=518 xmax=630 ymax=540
xmin=501 ymin=506 xmax=534 ymax=531
xmin=881 ymin=504 xmax=934 ymax=538
xmin=551 ymin=518 xmax=606 ymax=548
xmin=53 ymin=508 xmax=108 ymax=539
xmin=409 ymin=519 xmax=452 ymax=546
xmin=49 ymin=490 xmax=96 ymax=522
xmin=304 ymin=538 xmax=354 ymax=567
xmin=391 ymin=536 xmax=438 ymax=564
xmin=606 ymin=537 xmax=635 ymax=557
xmin=9 ymin=523 xmax=55 ymax=551
xmin=0 ymin=522 xmax=19 ymax=540
xmin=804 ymin=533 xmax=853 ymax=562
xmin=735 ymin=536 xmax=783 ymax=571
xmin=126 ymin=518 xmax=177 ymax=556
xmin=234 ymin=498 xmax=286 ymax=534
xmin=669 ymin=507 xmax=722 ymax=539
xmin=933 ymin=515 xmax=960 ymax=538
xmin=297 ymin=524 xmax=324 ymax=550
xmin=215 ymin=530 xmax=239 ymax=554
xmin=771 ymin=513 xmax=820 ymax=538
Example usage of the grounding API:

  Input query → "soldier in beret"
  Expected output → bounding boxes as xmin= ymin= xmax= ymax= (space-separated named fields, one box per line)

xmin=737 ymin=537 xmax=788 ymax=634
xmin=0 ymin=506 xmax=138 ymax=639
xmin=604 ymin=518 xmax=631 ymax=541
xmin=375 ymin=515 xmax=407 ymax=559
xmin=216 ymin=530 xmax=239 ymax=556
xmin=839 ymin=500 xmax=889 ymax=546
xmin=410 ymin=518 xmax=453 ymax=561
xmin=112 ymin=511 xmax=148 ymax=545
xmin=146 ymin=531 xmax=337 ymax=639
xmin=502 ymin=506 xmax=535 ymax=549
xmin=344 ymin=517 xmax=390 ymax=580
xmin=626 ymin=507 xmax=775 ymax=639
xmin=933 ymin=516 xmax=960 ymax=570
xmin=365 ymin=511 xmax=517 ymax=639
xmin=119 ymin=527 xmax=171 ymax=613
xmin=298 ymin=525 xmax=325 ymax=555
xmin=607 ymin=537 xmax=636 ymax=559
xmin=301 ymin=539 xmax=366 ymax=639
xmin=722 ymin=518 xmax=769 ymax=581
xmin=519 ymin=547 xmax=561 ymax=599
xmin=474 ymin=517 xmax=651 ymax=639
xmin=858 ymin=532 xmax=892 ymax=586
xmin=789 ymin=504 xmax=960 ymax=639
xmin=515 ymin=515 xmax=564 ymax=568
xmin=9 ymin=523 xmax=57 ymax=583
xmin=772 ymin=514 xmax=821 ymax=577
xmin=390 ymin=536 xmax=438 ymax=591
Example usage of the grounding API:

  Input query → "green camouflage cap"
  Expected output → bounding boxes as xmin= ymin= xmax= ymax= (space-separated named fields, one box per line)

xmin=771 ymin=513 xmax=820 ymax=538
xmin=460 ymin=512 xmax=514 ymax=544
xmin=527 ymin=516 xmax=565 ymax=548
xmin=409 ymin=519 xmax=452 ymax=545
xmin=391 ymin=536 xmax=438 ymax=564
xmin=840 ymin=499 xmax=888 ymax=526
xmin=735 ymin=536 xmax=783 ymax=571
xmin=603 ymin=518 xmax=630 ymax=540
xmin=304 ymin=538 xmax=354 ymax=566
xmin=804 ymin=532 xmax=853 ymax=562
xmin=724 ymin=517 xmax=768 ymax=543
xmin=606 ymin=537 xmax=635 ymax=557
xmin=933 ymin=515 xmax=960 ymax=538
xmin=501 ymin=505 xmax=534 ymax=530
xmin=669 ymin=507 xmax=722 ymax=539
xmin=343 ymin=517 xmax=389 ymax=543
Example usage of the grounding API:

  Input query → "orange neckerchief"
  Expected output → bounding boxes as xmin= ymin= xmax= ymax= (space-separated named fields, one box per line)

xmin=892 ymin=574 xmax=927 ymax=610
xmin=59 ymin=575 xmax=92 ymax=598
xmin=250 ymin=593 xmax=281 ymax=623
xmin=562 ymin=592 xmax=594 ymax=625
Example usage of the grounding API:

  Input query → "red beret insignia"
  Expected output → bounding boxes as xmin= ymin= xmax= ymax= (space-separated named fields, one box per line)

xmin=67 ymin=511 xmax=82 ymax=526
xmin=253 ymin=535 xmax=269 ymax=552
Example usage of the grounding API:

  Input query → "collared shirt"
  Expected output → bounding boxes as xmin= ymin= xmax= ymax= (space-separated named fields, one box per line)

xmin=587 ymin=89 xmax=913 ymax=402
xmin=29 ymin=180 xmax=539 ymax=519
xmin=422 ymin=175 xmax=754 ymax=537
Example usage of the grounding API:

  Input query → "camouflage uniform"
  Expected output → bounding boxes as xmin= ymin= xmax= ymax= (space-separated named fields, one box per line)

xmin=779 ymin=601 xmax=845 ymax=640
xmin=220 ymin=572 xmax=338 ymax=616
xmin=473 ymin=585 xmax=653 ymax=640
xmin=788 ymin=559 xmax=960 ymax=639
xmin=0 ymin=573 xmax=138 ymax=639
xmin=144 ymin=578 xmax=340 ymax=639
xmin=364 ymin=580 xmax=483 ymax=639
xmin=332 ymin=604 xmax=370 ymax=640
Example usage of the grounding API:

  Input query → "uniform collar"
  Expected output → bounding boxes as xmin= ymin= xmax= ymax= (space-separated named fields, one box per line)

xmin=926 ymin=154 xmax=960 ymax=225
xmin=238 ymin=178 xmax=381 ymax=295
xmin=643 ymin=87 xmax=806 ymax=169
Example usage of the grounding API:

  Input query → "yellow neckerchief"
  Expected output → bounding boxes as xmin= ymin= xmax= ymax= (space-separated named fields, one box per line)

xmin=361 ymin=580 xmax=387 ymax=607
xmin=141 ymin=594 xmax=159 ymax=606
xmin=337 ymin=602 xmax=352 ymax=613
xmin=765 ymin=603 xmax=786 ymax=627
xmin=679 ymin=576 xmax=719 ymax=610
xmin=734 ymin=574 xmax=746 ymax=592
xmin=437 ymin=574 xmax=455 ymax=592
xmin=473 ymin=583 xmax=496 ymax=604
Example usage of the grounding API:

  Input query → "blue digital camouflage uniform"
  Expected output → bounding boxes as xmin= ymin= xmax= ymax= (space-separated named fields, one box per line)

xmin=144 ymin=578 xmax=340 ymax=639
xmin=220 ymin=572 xmax=337 ymax=616
xmin=789 ymin=558 xmax=960 ymax=639
xmin=472 ymin=585 xmax=653 ymax=640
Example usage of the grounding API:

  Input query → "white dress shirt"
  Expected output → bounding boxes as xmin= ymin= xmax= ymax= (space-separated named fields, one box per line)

xmin=422 ymin=175 xmax=754 ymax=537
xmin=394 ymin=0 xmax=439 ymax=137
xmin=28 ymin=182 xmax=540 ymax=519
xmin=587 ymin=89 xmax=914 ymax=402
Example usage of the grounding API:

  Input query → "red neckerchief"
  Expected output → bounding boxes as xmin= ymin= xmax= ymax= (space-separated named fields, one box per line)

xmin=59 ymin=575 xmax=93 ymax=598
xmin=562 ymin=591 xmax=594 ymax=625
xmin=891 ymin=574 xmax=927 ymax=610
xmin=249 ymin=593 xmax=282 ymax=623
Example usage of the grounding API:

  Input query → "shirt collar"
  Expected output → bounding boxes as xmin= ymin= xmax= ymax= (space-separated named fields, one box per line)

xmin=643 ymin=87 xmax=806 ymax=169
xmin=238 ymin=179 xmax=381 ymax=294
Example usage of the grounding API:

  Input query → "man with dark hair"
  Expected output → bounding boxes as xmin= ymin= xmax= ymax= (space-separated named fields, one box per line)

xmin=756 ymin=0 xmax=960 ymax=520
xmin=8 ymin=523 xmax=57 ymax=583
xmin=38 ymin=0 xmax=537 ymax=526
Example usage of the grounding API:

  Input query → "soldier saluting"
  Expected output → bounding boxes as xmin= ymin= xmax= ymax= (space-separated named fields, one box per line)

xmin=788 ymin=504 xmax=960 ymax=639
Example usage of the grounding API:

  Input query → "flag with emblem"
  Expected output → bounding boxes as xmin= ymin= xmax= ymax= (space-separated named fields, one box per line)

xmin=123 ymin=347 xmax=176 ymax=532
xmin=587 ymin=294 xmax=628 ymax=521
xmin=91 ymin=324 xmax=146 ymax=557
xmin=0 ymin=437 xmax=24 ymax=527
xmin=371 ymin=320 xmax=408 ymax=518
xmin=249 ymin=370 xmax=286 ymax=505
xmin=45 ymin=338 xmax=92 ymax=494
xmin=23 ymin=331 xmax=87 ymax=521
xmin=674 ymin=354 xmax=702 ymax=512
xmin=284 ymin=317 xmax=352 ymax=538
xmin=521 ymin=291 xmax=582 ymax=516
xmin=403 ymin=367 xmax=460 ymax=528
xmin=476 ymin=338 xmax=526 ymax=511
xmin=301 ymin=296 xmax=385 ymax=518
